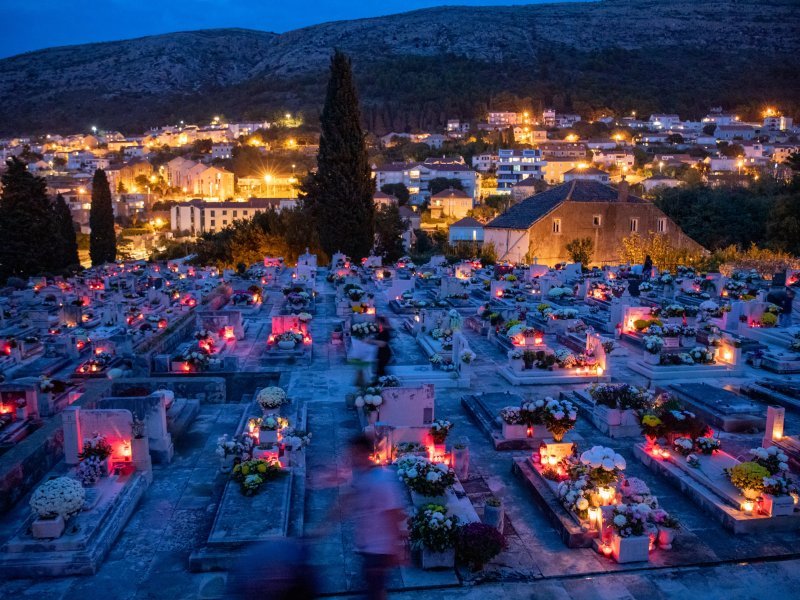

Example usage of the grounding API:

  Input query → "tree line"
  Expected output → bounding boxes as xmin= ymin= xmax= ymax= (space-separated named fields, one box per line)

xmin=0 ymin=157 xmax=117 ymax=283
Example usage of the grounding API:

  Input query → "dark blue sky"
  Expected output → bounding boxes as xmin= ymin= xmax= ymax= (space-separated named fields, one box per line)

xmin=2 ymin=0 xmax=578 ymax=58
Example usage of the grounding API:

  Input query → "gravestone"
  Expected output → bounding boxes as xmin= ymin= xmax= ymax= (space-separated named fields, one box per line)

xmin=763 ymin=406 xmax=785 ymax=447
xmin=379 ymin=385 xmax=435 ymax=428
xmin=96 ymin=390 xmax=174 ymax=463
xmin=63 ymin=406 xmax=134 ymax=465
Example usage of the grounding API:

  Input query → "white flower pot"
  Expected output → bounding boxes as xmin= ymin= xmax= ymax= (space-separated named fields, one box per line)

xmin=31 ymin=514 xmax=65 ymax=539
xmin=452 ymin=447 xmax=469 ymax=480
xmin=483 ymin=503 xmax=504 ymax=531
xmin=611 ymin=533 xmax=649 ymax=563
xmin=410 ymin=491 xmax=448 ymax=508
xmin=219 ymin=454 xmax=235 ymax=473
xmin=421 ymin=547 xmax=455 ymax=569
xmin=620 ymin=409 xmax=639 ymax=427
xmin=594 ymin=405 xmax=621 ymax=426
xmin=502 ymin=422 xmax=528 ymax=440
xmin=761 ymin=493 xmax=795 ymax=517
xmin=259 ymin=429 xmax=278 ymax=445
xmin=657 ymin=527 xmax=676 ymax=550
xmin=643 ymin=352 xmax=660 ymax=365
xmin=277 ymin=340 xmax=296 ymax=350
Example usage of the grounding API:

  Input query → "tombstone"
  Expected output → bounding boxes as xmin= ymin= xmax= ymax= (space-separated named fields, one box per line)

xmin=378 ymin=384 xmax=435 ymax=428
xmin=298 ymin=249 xmax=317 ymax=268
xmin=563 ymin=263 xmax=582 ymax=280
xmin=96 ymin=390 xmax=174 ymax=463
xmin=28 ymin=310 xmax=51 ymax=333
xmin=763 ymin=406 xmax=785 ymax=447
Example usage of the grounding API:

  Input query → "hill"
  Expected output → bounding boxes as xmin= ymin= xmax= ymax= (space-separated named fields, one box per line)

xmin=1 ymin=0 xmax=798 ymax=135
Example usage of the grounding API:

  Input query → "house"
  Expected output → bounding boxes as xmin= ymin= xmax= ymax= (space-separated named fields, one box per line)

xmin=563 ymin=167 xmax=610 ymax=183
xmin=373 ymin=191 xmax=398 ymax=208
xmin=542 ymin=109 xmax=581 ymax=128
xmin=374 ymin=156 xmax=477 ymax=202
xmin=716 ymin=124 xmax=756 ymax=141
xmin=537 ymin=142 xmax=587 ymax=160
xmin=398 ymin=206 xmax=420 ymax=231
xmin=105 ymin=159 xmax=153 ymax=193
xmin=513 ymin=127 xmax=547 ymax=145
xmin=211 ymin=143 xmax=234 ymax=160
xmin=496 ymin=149 xmax=547 ymax=191
xmin=471 ymin=154 xmax=499 ymax=172
xmin=764 ymin=115 xmax=793 ymax=132
xmin=542 ymin=158 xmax=586 ymax=185
xmin=488 ymin=112 xmax=518 ymax=127
xmin=483 ymin=179 xmax=703 ymax=265
xmin=641 ymin=176 xmax=682 ymax=194
xmin=170 ymin=198 xmax=290 ymax=234
xmin=191 ymin=165 xmax=235 ymax=201
xmin=428 ymin=188 xmax=473 ymax=220
xmin=649 ymin=114 xmax=681 ymax=129
xmin=773 ymin=145 xmax=800 ymax=164
xmin=592 ymin=150 xmax=635 ymax=170
xmin=511 ymin=177 xmax=544 ymax=202
xmin=448 ymin=217 xmax=484 ymax=244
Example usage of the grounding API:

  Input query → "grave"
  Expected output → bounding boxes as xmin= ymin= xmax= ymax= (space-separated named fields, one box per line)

xmin=667 ymin=383 xmax=766 ymax=432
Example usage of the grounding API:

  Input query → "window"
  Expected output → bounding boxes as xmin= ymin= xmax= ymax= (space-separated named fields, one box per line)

xmin=222 ymin=210 xmax=227 ymax=215
xmin=657 ymin=217 xmax=667 ymax=233
xmin=222 ymin=220 xmax=228 ymax=225
xmin=630 ymin=218 xmax=639 ymax=233
xmin=593 ymin=215 xmax=602 ymax=227
xmin=210 ymin=220 xmax=216 ymax=228
xmin=210 ymin=210 xmax=215 ymax=217
xmin=552 ymin=218 xmax=561 ymax=234
xmin=233 ymin=210 xmax=238 ymax=218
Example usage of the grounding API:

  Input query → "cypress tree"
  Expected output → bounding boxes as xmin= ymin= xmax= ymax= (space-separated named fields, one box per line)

xmin=0 ymin=157 xmax=58 ymax=280
xmin=301 ymin=50 xmax=374 ymax=259
xmin=89 ymin=169 xmax=116 ymax=265
xmin=53 ymin=193 xmax=80 ymax=269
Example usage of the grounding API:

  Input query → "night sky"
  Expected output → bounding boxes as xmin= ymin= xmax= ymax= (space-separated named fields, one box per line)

xmin=2 ymin=0 xmax=588 ymax=58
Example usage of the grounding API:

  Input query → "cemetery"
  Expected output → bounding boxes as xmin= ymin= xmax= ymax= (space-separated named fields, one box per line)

xmin=0 ymin=254 xmax=798 ymax=597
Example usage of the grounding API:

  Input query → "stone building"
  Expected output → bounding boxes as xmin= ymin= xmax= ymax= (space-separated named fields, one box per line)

xmin=483 ymin=179 xmax=704 ymax=265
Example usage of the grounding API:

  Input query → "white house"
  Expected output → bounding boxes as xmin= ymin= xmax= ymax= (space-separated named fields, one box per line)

xmin=448 ymin=217 xmax=484 ymax=244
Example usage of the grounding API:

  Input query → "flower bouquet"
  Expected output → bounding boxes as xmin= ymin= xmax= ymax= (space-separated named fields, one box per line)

xmin=542 ymin=397 xmax=577 ymax=442
xmin=396 ymin=456 xmax=455 ymax=498
xmin=750 ymin=446 xmax=789 ymax=474
xmin=430 ymin=419 xmax=453 ymax=444
xmin=726 ymin=461 xmax=770 ymax=499
xmin=672 ymin=436 xmax=694 ymax=456
xmin=409 ymin=503 xmax=459 ymax=554
xmin=579 ymin=446 xmax=626 ymax=487
xmin=30 ymin=476 xmax=85 ymax=521
xmin=231 ymin=458 xmax=284 ymax=495
xmin=257 ymin=387 xmax=287 ymax=412
xmin=500 ymin=406 xmax=523 ymax=425
xmin=695 ymin=436 xmax=721 ymax=455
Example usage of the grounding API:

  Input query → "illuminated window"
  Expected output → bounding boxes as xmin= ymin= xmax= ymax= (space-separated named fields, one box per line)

xmin=630 ymin=218 xmax=639 ymax=233
xmin=657 ymin=217 xmax=667 ymax=233
xmin=593 ymin=215 xmax=602 ymax=227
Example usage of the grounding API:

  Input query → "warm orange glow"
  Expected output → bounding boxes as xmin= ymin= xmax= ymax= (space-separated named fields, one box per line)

xmin=741 ymin=500 xmax=754 ymax=514
xmin=224 ymin=326 xmax=235 ymax=341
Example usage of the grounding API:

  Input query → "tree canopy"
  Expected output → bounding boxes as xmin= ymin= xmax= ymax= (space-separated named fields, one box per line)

xmin=89 ymin=169 xmax=117 ymax=265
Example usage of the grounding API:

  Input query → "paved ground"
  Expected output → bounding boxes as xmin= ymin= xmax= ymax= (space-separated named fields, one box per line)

xmin=2 ymin=271 xmax=800 ymax=598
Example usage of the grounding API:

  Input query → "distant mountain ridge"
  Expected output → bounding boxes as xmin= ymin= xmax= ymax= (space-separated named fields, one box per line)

xmin=1 ymin=0 xmax=798 ymax=135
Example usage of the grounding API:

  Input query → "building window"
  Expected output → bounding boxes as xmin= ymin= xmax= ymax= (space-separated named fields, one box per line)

xmin=222 ymin=220 xmax=228 ymax=225
xmin=210 ymin=220 xmax=215 ymax=228
xmin=210 ymin=210 xmax=215 ymax=217
xmin=552 ymin=218 xmax=561 ymax=234
xmin=233 ymin=210 xmax=238 ymax=218
xmin=630 ymin=218 xmax=639 ymax=233
xmin=222 ymin=210 xmax=227 ymax=215
xmin=657 ymin=217 xmax=667 ymax=233
xmin=593 ymin=215 xmax=602 ymax=227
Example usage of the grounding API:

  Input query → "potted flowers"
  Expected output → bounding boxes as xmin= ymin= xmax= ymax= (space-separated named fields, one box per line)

xmin=409 ymin=504 xmax=459 ymax=569
xmin=256 ymin=387 xmax=287 ymax=414
xmin=482 ymin=496 xmax=504 ymax=531
xmin=609 ymin=504 xmax=651 ymax=563
xmin=499 ymin=406 xmax=527 ymax=440
xmin=727 ymin=462 xmax=770 ymax=500
xmin=639 ymin=414 xmax=664 ymax=447
xmin=649 ymin=509 xmax=680 ymax=549
xmin=750 ymin=446 xmax=789 ymax=475
xmin=429 ymin=419 xmax=453 ymax=449
xmin=695 ymin=436 xmax=721 ymax=455
xmin=643 ymin=335 xmax=663 ymax=364
xmin=29 ymin=477 xmax=86 ymax=539
xmin=455 ymin=522 xmax=507 ymax=571
xmin=277 ymin=331 xmax=300 ymax=350
xmin=396 ymin=456 xmax=456 ymax=506
xmin=216 ymin=434 xmax=238 ymax=472
xmin=258 ymin=414 xmax=284 ymax=444
xmin=761 ymin=476 xmax=798 ymax=516
xmin=231 ymin=458 xmax=283 ymax=495
xmin=79 ymin=433 xmax=113 ymax=476
xmin=542 ymin=397 xmax=577 ymax=442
